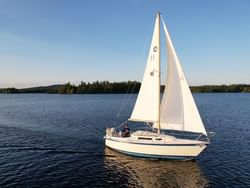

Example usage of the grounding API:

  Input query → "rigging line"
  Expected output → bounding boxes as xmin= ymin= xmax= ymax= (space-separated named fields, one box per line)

xmin=115 ymin=120 xmax=128 ymax=129
xmin=113 ymin=83 xmax=132 ymax=127
xmin=146 ymin=122 xmax=157 ymax=132
xmin=113 ymin=81 xmax=138 ymax=128
xmin=113 ymin=15 xmax=156 ymax=128
xmin=112 ymin=15 xmax=156 ymax=128
xmin=122 ymin=81 xmax=137 ymax=110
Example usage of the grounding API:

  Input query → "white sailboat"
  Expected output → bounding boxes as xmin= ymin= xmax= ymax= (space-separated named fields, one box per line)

xmin=105 ymin=12 xmax=210 ymax=160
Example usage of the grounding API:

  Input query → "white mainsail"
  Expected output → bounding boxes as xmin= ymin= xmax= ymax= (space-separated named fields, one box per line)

xmin=158 ymin=18 xmax=207 ymax=135
xmin=129 ymin=14 xmax=160 ymax=123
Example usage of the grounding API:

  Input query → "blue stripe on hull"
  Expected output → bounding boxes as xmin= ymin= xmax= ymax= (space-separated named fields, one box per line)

xmin=107 ymin=146 xmax=195 ymax=161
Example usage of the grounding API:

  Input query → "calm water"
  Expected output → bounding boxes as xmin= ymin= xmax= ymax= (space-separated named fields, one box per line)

xmin=0 ymin=93 xmax=250 ymax=187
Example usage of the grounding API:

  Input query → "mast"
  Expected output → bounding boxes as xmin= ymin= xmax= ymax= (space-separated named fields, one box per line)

xmin=157 ymin=11 xmax=161 ymax=134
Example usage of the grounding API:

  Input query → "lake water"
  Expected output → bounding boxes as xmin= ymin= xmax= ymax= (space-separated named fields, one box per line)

xmin=0 ymin=93 xmax=249 ymax=187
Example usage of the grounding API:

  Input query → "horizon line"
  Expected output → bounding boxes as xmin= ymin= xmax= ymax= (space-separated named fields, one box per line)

xmin=1 ymin=81 xmax=250 ymax=90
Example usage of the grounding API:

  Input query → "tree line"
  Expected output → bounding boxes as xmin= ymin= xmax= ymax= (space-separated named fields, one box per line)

xmin=0 ymin=81 xmax=250 ymax=94
xmin=191 ymin=84 xmax=250 ymax=93
xmin=0 ymin=81 xmax=141 ymax=94
xmin=57 ymin=81 xmax=141 ymax=94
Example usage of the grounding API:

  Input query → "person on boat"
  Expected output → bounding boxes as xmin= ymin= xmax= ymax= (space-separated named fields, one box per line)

xmin=122 ymin=124 xmax=130 ymax=137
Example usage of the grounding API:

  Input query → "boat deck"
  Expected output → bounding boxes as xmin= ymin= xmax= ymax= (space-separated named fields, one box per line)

xmin=106 ymin=130 xmax=209 ymax=146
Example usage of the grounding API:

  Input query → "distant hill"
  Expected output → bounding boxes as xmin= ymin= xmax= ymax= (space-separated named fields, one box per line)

xmin=0 ymin=84 xmax=64 ymax=94
xmin=18 ymin=85 xmax=64 ymax=93
xmin=0 ymin=82 xmax=250 ymax=94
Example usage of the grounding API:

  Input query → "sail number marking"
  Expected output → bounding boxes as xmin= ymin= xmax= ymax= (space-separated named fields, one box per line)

xmin=153 ymin=46 xmax=158 ymax=52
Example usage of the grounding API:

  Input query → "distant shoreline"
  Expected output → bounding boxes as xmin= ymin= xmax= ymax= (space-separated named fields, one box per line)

xmin=0 ymin=81 xmax=250 ymax=94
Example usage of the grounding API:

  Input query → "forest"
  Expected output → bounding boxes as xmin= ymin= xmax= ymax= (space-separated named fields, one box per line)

xmin=0 ymin=81 xmax=250 ymax=94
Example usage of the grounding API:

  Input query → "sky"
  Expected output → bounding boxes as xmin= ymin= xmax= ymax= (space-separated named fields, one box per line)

xmin=0 ymin=0 xmax=250 ymax=88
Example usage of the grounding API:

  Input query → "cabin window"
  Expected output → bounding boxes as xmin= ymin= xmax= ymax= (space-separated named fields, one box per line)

xmin=155 ymin=138 xmax=162 ymax=140
xmin=138 ymin=137 xmax=152 ymax=140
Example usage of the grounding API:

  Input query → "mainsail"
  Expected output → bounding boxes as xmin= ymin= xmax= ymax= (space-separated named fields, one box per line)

xmin=129 ymin=14 xmax=160 ymax=123
xmin=158 ymin=18 xmax=207 ymax=135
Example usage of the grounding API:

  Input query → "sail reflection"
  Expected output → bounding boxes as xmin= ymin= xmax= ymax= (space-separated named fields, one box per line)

xmin=104 ymin=148 xmax=208 ymax=188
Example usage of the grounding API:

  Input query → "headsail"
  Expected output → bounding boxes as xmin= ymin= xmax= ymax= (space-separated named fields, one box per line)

xmin=129 ymin=13 xmax=160 ymax=123
xmin=158 ymin=17 xmax=207 ymax=135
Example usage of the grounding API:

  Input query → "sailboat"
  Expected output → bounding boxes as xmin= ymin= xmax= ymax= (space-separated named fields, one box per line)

xmin=105 ymin=12 xmax=210 ymax=160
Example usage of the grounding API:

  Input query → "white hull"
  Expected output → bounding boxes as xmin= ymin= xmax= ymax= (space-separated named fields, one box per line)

xmin=105 ymin=131 xmax=208 ymax=160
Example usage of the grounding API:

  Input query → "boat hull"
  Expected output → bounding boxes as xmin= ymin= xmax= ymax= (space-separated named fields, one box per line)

xmin=105 ymin=137 xmax=207 ymax=160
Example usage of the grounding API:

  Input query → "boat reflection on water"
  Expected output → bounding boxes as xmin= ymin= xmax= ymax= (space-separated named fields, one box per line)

xmin=104 ymin=148 xmax=209 ymax=188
